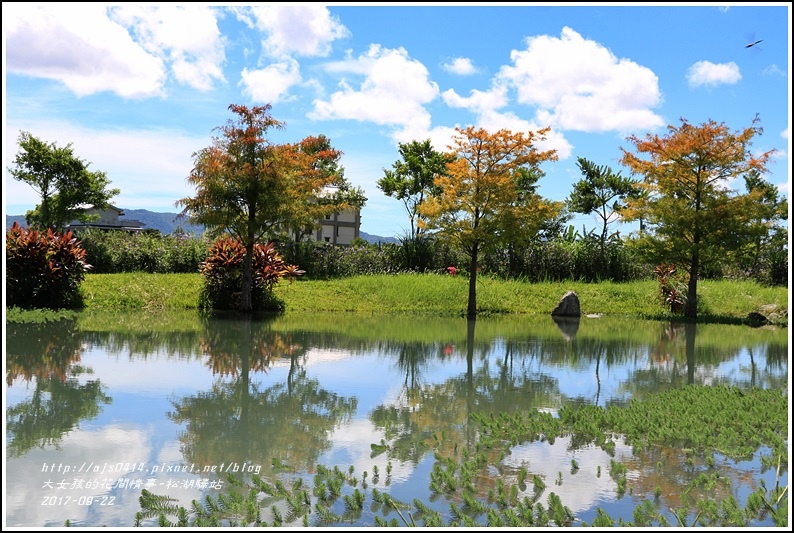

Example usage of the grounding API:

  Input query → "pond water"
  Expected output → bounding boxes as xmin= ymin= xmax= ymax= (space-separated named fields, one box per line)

xmin=4 ymin=310 xmax=789 ymax=527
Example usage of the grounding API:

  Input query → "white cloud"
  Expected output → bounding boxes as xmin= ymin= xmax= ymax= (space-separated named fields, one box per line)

xmin=5 ymin=425 xmax=153 ymax=527
xmin=686 ymin=60 xmax=742 ymax=87
xmin=235 ymin=5 xmax=350 ymax=59
xmin=3 ymin=4 xmax=227 ymax=98
xmin=503 ymin=436 xmax=637 ymax=514
xmin=496 ymin=26 xmax=664 ymax=133
xmin=441 ymin=57 xmax=478 ymax=75
xmin=762 ymin=64 xmax=786 ymax=77
xmin=4 ymin=4 xmax=166 ymax=98
xmin=308 ymin=45 xmax=439 ymax=142
xmin=404 ymin=125 xmax=462 ymax=154
xmin=239 ymin=59 xmax=302 ymax=104
xmin=443 ymin=86 xmax=509 ymax=114
xmin=325 ymin=419 xmax=417 ymax=483
xmin=110 ymin=5 xmax=227 ymax=91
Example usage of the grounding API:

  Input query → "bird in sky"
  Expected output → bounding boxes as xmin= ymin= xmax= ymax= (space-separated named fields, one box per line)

xmin=745 ymin=39 xmax=763 ymax=48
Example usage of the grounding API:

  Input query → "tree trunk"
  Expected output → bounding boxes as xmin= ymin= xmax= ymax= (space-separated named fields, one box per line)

xmin=240 ymin=242 xmax=254 ymax=312
xmin=600 ymin=207 xmax=608 ymax=259
xmin=467 ymin=243 xmax=479 ymax=318
xmin=685 ymin=245 xmax=699 ymax=319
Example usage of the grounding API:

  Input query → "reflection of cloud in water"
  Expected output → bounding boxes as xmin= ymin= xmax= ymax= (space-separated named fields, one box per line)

xmin=323 ymin=418 xmax=415 ymax=483
xmin=502 ymin=435 xmax=638 ymax=513
xmin=74 ymin=348 xmax=215 ymax=395
xmin=5 ymin=425 xmax=232 ymax=527
xmin=6 ymin=425 xmax=152 ymax=527
xmin=301 ymin=347 xmax=356 ymax=367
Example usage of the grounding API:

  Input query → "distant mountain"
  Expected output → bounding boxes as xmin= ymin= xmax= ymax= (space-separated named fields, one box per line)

xmin=360 ymin=231 xmax=400 ymax=245
xmin=5 ymin=214 xmax=26 ymax=231
xmin=118 ymin=209 xmax=205 ymax=235
xmin=4 ymin=209 xmax=203 ymax=236
xmin=6 ymin=209 xmax=400 ymax=244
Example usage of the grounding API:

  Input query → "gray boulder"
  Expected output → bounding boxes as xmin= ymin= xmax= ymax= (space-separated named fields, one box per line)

xmin=551 ymin=291 xmax=581 ymax=317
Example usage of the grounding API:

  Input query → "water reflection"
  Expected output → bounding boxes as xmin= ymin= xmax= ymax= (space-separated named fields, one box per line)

xmin=169 ymin=315 xmax=358 ymax=474
xmin=6 ymin=319 xmax=112 ymax=458
xmin=4 ymin=311 xmax=788 ymax=527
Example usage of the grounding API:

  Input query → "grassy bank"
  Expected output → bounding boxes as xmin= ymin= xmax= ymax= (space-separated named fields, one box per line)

xmin=67 ymin=272 xmax=788 ymax=324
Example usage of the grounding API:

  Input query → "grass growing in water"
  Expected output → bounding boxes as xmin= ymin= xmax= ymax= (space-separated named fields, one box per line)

xmin=136 ymin=385 xmax=788 ymax=528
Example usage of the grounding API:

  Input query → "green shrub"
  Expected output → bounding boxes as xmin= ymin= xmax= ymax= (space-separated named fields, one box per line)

xmin=75 ymin=228 xmax=209 ymax=273
xmin=199 ymin=237 xmax=303 ymax=311
xmin=5 ymin=222 xmax=91 ymax=309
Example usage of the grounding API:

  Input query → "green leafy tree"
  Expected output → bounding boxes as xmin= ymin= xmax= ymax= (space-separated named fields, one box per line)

xmin=377 ymin=139 xmax=451 ymax=239
xmin=418 ymin=126 xmax=560 ymax=317
xmin=732 ymin=169 xmax=788 ymax=282
xmin=176 ymin=104 xmax=362 ymax=312
xmin=567 ymin=157 xmax=638 ymax=255
xmin=620 ymin=115 xmax=775 ymax=319
xmin=8 ymin=131 xmax=120 ymax=231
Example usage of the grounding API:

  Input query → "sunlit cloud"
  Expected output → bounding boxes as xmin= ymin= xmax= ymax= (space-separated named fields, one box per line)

xmin=686 ymin=60 xmax=742 ymax=87
xmin=233 ymin=5 xmax=349 ymax=59
xmin=496 ymin=26 xmax=664 ymax=133
xmin=239 ymin=59 xmax=302 ymax=103
xmin=441 ymin=57 xmax=478 ymax=75
xmin=4 ymin=4 xmax=226 ymax=98
xmin=309 ymin=45 xmax=439 ymax=142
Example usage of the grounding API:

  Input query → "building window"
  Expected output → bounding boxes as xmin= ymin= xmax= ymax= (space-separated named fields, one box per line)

xmin=324 ymin=236 xmax=330 ymax=242
xmin=325 ymin=214 xmax=331 ymax=220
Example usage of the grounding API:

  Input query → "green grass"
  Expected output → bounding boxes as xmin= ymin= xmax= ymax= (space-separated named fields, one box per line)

xmin=60 ymin=272 xmax=790 ymax=324
xmin=79 ymin=272 xmax=204 ymax=311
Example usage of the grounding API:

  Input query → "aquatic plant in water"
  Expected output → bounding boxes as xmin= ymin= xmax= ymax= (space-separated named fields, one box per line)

xmin=135 ymin=385 xmax=787 ymax=527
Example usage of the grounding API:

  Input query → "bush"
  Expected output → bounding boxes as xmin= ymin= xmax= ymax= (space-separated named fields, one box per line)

xmin=654 ymin=263 xmax=687 ymax=314
xmin=5 ymin=222 xmax=91 ymax=309
xmin=75 ymin=228 xmax=209 ymax=273
xmin=199 ymin=237 xmax=303 ymax=311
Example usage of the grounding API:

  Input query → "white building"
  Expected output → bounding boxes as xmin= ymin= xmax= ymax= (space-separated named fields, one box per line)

xmin=313 ymin=208 xmax=361 ymax=245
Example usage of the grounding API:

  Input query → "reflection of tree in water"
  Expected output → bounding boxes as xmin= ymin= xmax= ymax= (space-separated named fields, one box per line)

xmin=370 ymin=319 xmax=568 ymax=500
xmin=621 ymin=323 xmax=789 ymax=400
xmin=368 ymin=317 xmax=789 ymax=506
xmin=381 ymin=340 xmax=440 ymax=389
xmin=168 ymin=315 xmax=357 ymax=473
xmin=6 ymin=319 xmax=111 ymax=457
xmin=619 ymin=444 xmax=764 ymax=511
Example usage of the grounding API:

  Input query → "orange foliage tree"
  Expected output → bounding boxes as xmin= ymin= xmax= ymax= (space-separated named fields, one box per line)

xmin=620 ymin=115 xmax=775 ymax=319
xmin=418 ymin=126 xmax=561 ymax=317
xmin=176 ymin=104 xmax=364 ymax=312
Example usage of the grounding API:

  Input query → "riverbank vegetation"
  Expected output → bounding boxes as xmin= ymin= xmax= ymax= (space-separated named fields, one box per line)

xmin=4 ymin=272 xmax=783 ymax=326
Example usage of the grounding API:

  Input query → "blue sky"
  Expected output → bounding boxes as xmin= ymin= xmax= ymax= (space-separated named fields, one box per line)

xmin=3 ymin=3 xmax=791 ymax=238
